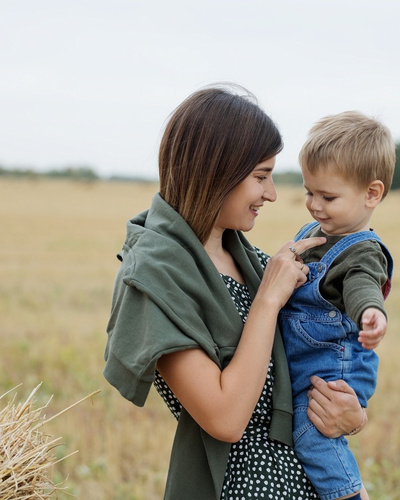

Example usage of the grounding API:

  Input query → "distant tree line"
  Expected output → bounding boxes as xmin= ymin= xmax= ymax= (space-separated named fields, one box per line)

xmin=392 ymin=143 xmax=400 ymax=190
xmin=0 ymin=165 xmax=99 ymax=181
xmin=0 ymin=143 xmax=399 ymax=188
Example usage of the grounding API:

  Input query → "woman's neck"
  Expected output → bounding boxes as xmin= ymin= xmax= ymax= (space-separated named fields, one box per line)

xmin=204 ymin=231 xmax=245 ymax=284
xmin=203 ymin=228 xmax=223 ymax=260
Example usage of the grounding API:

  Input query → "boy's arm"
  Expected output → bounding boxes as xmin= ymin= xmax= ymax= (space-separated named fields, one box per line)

xmin=341 ymin=242 xmax=389 ymax=349
xmin=358 ymin=307 xmax=387 ymax=349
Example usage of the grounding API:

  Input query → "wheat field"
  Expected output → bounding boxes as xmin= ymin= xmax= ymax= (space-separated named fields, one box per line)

xmin=1 ymin=178 xmax=399 ymax=499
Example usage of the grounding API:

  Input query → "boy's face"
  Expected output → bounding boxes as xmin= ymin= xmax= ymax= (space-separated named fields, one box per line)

xmin=302 ymin=166 xmax=373 ymax=236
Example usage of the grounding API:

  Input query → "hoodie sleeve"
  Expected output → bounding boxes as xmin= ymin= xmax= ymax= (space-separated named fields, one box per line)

xmin=104 ymin=274 xmax=209 ymax=407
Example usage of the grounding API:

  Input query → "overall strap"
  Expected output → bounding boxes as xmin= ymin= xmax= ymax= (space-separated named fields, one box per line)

xmin=320 ymin=231 xmax=389 ymax=271
xmin=294 ymin=221 xmax=319 ymax=241
xmin=321 ymin=231 xmax=393 ymax=299
xmin=294 ymin=223 xmax=393 ymax=299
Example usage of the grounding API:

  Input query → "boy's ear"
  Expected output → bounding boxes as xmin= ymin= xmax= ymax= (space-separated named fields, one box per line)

xmin=366 ymin=180 xmax=384 ymax=207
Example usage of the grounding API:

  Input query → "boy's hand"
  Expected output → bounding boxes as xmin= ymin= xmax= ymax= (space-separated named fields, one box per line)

xmin=358 ymin=307 xmax=387 ymax=349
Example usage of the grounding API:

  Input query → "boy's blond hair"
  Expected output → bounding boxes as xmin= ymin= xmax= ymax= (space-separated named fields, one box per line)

xmin=299 ymin=111 xmax=395 ymax=199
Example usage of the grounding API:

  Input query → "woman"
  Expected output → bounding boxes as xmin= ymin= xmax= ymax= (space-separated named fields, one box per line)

xmin=104 ymin=85 xmax=367 ymax=499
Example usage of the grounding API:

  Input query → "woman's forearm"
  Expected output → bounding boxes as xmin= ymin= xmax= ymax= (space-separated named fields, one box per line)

xmin=157 ymin=298 xmax=279 ymax=442
xmin=217 ymin=296 xmax=280 ymax=440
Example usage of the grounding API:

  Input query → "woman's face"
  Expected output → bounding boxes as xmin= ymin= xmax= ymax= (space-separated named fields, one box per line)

xmin=215 ymin=156 xmax=277 ymax=234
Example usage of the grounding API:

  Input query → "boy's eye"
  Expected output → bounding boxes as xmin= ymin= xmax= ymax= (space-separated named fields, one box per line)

xmin=305 ymin=191 xmax=336 ymax=202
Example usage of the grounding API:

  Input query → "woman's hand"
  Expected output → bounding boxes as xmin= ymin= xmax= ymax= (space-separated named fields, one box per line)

xmin=307 ymin=375 xmax=366 ymax=438
xmin=258 ymin=237 xmax=326 ymax=311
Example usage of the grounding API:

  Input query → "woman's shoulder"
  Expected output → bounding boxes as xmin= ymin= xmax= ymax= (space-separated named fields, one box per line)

xmin=254 ymin=246 xmax=270 ymax=270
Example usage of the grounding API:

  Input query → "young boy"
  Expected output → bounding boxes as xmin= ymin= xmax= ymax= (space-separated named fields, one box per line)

xmin=279 ymin=111 xmax=395 ymax=500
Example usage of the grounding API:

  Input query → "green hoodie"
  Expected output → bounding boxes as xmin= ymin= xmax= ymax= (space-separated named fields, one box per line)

xmin=104 ymin=193 xmax=293 ymax=499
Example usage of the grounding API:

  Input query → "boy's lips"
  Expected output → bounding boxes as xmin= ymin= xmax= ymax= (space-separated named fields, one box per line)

xmin=314 ymin=215 xmax=329 ymax=223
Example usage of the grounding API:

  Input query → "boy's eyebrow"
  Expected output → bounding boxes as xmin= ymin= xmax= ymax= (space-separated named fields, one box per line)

xmin=303 ymin=184 xmax=337 ymax=195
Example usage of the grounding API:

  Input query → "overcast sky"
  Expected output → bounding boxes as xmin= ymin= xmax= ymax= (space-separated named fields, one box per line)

xmin=1 ymin=0 xmax=399 ymax=179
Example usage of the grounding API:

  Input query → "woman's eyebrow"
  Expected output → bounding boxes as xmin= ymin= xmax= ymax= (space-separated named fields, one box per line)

xmin=255 ymin=166 xmax=273 ymax=173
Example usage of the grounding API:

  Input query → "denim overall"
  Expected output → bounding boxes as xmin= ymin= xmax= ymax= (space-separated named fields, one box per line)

xmin=279 ymin=222 xmax=393 ymax=500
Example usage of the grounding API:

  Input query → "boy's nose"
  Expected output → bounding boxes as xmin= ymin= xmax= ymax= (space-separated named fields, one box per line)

xmin=310 ymin=198 xmax=322 ymax=211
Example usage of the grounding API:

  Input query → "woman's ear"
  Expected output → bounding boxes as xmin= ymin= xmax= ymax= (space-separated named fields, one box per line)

xmin=366 ymin=180 xmax=384 ymax=207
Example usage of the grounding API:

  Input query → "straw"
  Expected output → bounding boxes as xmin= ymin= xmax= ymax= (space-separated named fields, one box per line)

xmin=0 ymin=383 xmax=100 ymax=499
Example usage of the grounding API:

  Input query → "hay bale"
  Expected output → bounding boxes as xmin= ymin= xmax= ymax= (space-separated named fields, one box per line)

xmin=0 ymin=384 xmax=100 ymax=499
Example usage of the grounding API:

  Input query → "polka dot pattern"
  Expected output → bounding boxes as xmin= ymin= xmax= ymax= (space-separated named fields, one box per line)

xmin=154 ymin=247 xmax=319 ymax=499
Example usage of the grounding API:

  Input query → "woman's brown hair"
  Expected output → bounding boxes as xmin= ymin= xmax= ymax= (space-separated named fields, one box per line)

xmin=159 ymin=85 xmax=283 ymax=244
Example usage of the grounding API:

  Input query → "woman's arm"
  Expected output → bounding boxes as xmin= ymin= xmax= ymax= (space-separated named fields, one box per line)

xmin=158 ymin=237 xmax=326 ymax=443
xmin=307 ymin=376 xmax=367 ymax=438
xmin=157 ymin=299 xmax=278 ymax=443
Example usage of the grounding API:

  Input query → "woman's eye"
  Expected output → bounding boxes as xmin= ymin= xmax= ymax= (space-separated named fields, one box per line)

xmin=257 ymin=176 xmax=268 ymax=181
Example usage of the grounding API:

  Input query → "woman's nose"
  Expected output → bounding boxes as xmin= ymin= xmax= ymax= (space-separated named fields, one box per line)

xmin=264 ymin=180 xmax=277 ymax=202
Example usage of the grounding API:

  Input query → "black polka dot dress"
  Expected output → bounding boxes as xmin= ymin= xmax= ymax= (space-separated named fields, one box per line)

xmin=154 ymin=249 xmax=319 ymax=499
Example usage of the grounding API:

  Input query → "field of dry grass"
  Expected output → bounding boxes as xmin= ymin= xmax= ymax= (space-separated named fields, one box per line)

xmin=1 ymin=178 xmax=399 ymax=499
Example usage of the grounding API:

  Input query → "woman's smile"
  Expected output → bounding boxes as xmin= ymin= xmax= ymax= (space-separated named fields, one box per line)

xmin=250 ymin=204 xmax=263 ymax=215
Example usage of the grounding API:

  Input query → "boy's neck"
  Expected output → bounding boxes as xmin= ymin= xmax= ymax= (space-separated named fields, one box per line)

xmin=319 ymin=220 xmax=372 ymax=237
